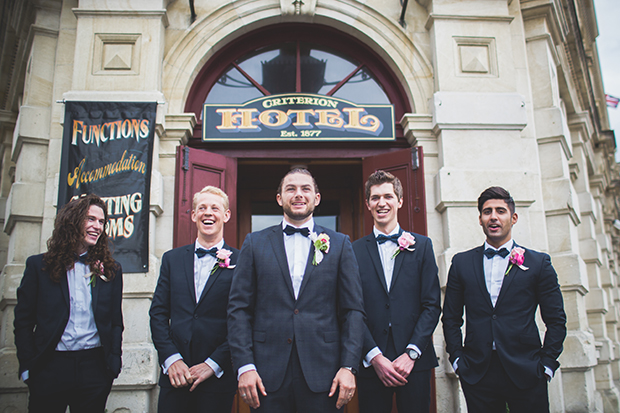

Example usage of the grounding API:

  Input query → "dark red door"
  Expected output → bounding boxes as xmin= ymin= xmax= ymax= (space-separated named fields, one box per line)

xmin=173 ymin=146 xmax=237 ymax=248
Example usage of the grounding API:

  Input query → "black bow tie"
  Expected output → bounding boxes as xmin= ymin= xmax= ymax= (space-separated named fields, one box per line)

xmin=283 ymin=225 xmax=310 ymax=237
xmin=483 ymin=248 xmax=510 ymax=259
xmin=77 ymin=253 xmax=88 ymax=264
xmin=196 ymin=247 xmax=218 ymax=258
xmin=376 ymin=233 xmax=401 ymax=244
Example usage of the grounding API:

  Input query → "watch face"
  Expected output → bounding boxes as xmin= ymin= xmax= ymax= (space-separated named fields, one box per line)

xmin=408 ymin=349 xmax=419 ymax=360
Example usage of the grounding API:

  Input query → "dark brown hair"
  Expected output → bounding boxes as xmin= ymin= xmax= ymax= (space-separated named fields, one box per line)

xmin=44 ymin=194 xmax=117 ymax=282
xmin=477 ymin=186 xmax=515 ymax=214
xmin=364 ymin=170 xmax=403 ymax=201
xmin=277 ymin=168 xmax=319 ymax=194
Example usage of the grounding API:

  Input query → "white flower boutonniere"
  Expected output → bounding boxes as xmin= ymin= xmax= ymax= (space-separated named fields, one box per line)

xmin=505 ymin=247 xmax=529 ymax=276
xmin=391 ymin=232 xmax=416 ymax=259
xmin=85 ymin=260 xmax=109 ymax=286
xmin=309 ymin=232 xmax=330 ymax=265
xmin=211 ymin=248 xmax=236 ymax=275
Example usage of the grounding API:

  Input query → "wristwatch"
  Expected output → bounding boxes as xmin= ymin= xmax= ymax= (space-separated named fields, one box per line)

xmin=407 ymin=348 xmax=420 ymax=361
xmin=342 ymin=366 xmax=357 ymax=376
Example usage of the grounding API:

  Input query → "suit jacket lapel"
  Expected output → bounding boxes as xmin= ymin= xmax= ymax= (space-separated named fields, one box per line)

xmin=473 ymin=245 xmax=493 ymax=309
xmin=184 ymin=245 xmax=197 ymax=304
xmin=391 ymin=243 xmax=406 ymax=291
xmin=495 ymin=243 xmax=520 ymax=307
xmin=197 ymin=242 xmax=230 ymax=305
xmin=269 ymin=225 xmax=296 ymax=299
xmin=297 ymin=224 xmax=321 ymax=299
xmin=60 ymin=272 xmax=71 ymax=308
xmin=365 ymin=235 xmax=389 ymax=293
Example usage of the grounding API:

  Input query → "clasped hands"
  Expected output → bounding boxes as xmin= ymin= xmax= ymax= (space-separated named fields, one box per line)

xmin=370 ymin=353 xmax=415 ymax=387
xmin=238 ymin=367 xmax=356 ymax=409
xmin=168 ymin=359 xmax=214 ymax=391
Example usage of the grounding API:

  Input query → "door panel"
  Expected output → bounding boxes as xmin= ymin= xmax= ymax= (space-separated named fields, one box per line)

xmin=174 ymin=146 xmax=237 ymax=248
xmin=362 ymin=147 xmax=427 ymax=236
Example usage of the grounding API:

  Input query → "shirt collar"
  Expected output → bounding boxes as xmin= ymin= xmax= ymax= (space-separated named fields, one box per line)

xmin=195 ymin=238 xmax=225 ymax=252
xmin=282 ymin=218 xmax=314 ymax=233
xmin=484 ymin=239 xmax=514 ymax=252
xmin=373 ymin=224 xmax=401 ymax=239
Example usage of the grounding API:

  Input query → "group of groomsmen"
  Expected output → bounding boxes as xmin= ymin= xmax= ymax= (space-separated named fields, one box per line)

xmin=13 ymin=167 xmax=567 ymax=413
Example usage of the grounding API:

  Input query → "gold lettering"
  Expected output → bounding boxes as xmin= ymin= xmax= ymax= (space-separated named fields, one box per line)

xmin=286 ymin=109 xmax=315 ymax=127
xmin=259 ymin=109 xmax=289 ymax=128
xmin=315 ymin=109 xmax=344 ymax=129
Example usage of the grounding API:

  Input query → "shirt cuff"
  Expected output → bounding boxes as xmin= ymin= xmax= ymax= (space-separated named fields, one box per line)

xmin=238 ymin=363 xmax=256 ymax=380
xmin=453 ymin=357 xmax=459 ymax=374
xmin=406 ymin=344 xmax=421 ymax=357
xmin=21 ymin=370 xmax=29 ymax=382
xmin=162 ymin=353 xmax=183 ymax=375
xmin=544 ymin=366 xmax=554 ymax=381
xmin=205 ymin=358 xmax=224 ymax=378
xmin=364 ymin=347 xmax=382 ymax=368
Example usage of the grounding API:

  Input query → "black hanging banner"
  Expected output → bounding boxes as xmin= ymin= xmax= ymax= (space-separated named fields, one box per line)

xmin=58 ymin=101 xmax=156 ymax=273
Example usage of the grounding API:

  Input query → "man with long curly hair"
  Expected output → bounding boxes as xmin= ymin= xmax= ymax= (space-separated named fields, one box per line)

xmin=14 ymin=194 xmax=123 ymax=413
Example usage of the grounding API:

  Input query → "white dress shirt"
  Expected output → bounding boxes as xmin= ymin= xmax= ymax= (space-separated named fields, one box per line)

xmin=162 ymin=239 xmax=225 ymax=379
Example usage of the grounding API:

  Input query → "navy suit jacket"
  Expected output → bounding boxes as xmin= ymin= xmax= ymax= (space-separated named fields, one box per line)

xmin=14 ymin=253 xmax=124 ymax=379
xmin=442 ymin=244 xmax=567 ymax=389
xmin=227 ymin=224 xmax=365 ymax=393
xmin=353 ymin=232 xmax=440 ymax=375
xmin=150 ymin=242 xmax=238 ymax=392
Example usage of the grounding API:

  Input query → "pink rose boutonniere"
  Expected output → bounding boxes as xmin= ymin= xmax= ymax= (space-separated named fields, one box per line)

xmin=505 ymin=247 xmax=529 ymax=276
xmin=85 ymin=260 xmax=109 ymax=286
xmin=392 ymin=232 xmax=416 ymax=259
xmin=309 ymin=232 xmax=330 ymax=265
xmin=211 ymin=248 xmax=236 ymax=275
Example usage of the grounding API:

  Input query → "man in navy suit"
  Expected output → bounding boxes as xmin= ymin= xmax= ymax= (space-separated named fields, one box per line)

xmin=14 ymin=194 xmax=123 ymax=413
xmin=150 ymin=186 xmax=238 ymax=412
xmin=228 ymin=168 xmax=365 ymax=412
xmin=442 ymin=186 xmax=567 ymax=413
xmin=352 ymin=170 xmax=440 ymax=413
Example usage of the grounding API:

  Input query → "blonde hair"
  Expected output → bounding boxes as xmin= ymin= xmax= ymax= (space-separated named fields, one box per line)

xmin=192 ymin=186 xmax=230 ymax=210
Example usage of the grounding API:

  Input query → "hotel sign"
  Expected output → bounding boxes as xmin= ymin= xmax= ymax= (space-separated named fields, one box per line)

xmin=203 ymin=93 xmax=394 ymax=141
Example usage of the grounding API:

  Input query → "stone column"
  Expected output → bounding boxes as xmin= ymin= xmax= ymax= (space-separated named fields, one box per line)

xmin=523 ymin=2 xmax=598 ymax=411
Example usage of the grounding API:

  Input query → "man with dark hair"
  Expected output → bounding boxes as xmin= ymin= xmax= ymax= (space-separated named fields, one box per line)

xmin=150 ymin=186 xmax=238 ymax=413
xmin=442 ymin=186 xmax=567 ymax=413
xmin=14 ymin=194 xmax=123 ymax=413
xmin=353 ymin=170 xmax=440 ymax=413
xmin=228 ymin=168 xmax=365 ymax=412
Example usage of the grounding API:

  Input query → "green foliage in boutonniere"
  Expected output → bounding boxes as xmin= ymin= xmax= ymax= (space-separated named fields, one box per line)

xmin=309 ymin=232 xmax=330 ymax=265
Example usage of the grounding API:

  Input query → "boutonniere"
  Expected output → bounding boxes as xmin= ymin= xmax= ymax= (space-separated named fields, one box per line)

xmin=505 ymin=247 xmax=529 ymax=276
xmin=309 ymin=232 xmax=330 ymax=265
xmin=391 ymin=232 xmax=416 ymax=259
xmin=85 ymin=260 xmax=109 ymax=286
xmin=211 ymin=248 xmax=236 ymax=275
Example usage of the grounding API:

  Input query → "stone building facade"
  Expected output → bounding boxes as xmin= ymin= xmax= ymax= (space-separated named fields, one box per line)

xmin=0 ymin=0 xmax=618 ymax=412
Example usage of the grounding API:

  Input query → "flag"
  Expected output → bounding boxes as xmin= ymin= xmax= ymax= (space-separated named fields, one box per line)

xmin=606 ymin=94 xmax=619 ymax=108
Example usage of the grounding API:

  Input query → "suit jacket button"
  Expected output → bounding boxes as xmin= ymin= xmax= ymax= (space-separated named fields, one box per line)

xmin=385 ymin=303 xmax=390 ymax=309
xmin=287 ymin=338 xmax=292 ymax=344
xmin=194 ymin=314 xmax=198 ymax=319
xmin=492 ymin=315 xmax=497 ymax=320
xmin=294 ymin=309 xmax=299 ymax=315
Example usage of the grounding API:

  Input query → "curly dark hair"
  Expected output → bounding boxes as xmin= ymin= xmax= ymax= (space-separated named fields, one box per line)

xmin=44 ymin=194 xmax=117 ymax=283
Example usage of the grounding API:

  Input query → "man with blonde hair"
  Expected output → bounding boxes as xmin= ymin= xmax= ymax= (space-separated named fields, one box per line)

xmin=150 ymin=185 xmax=238 ymax=412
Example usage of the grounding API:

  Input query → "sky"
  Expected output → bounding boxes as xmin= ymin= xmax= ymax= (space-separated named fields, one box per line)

xmin=593 ymin=0 xmax=620 ymax=161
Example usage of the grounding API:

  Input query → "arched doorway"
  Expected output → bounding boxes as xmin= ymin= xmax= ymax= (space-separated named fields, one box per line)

xmin=174 ymin=23 xmax=433 ymax=413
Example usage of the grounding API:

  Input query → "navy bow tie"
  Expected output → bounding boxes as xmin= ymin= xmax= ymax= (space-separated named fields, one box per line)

xmin=483 ymin=248 xmax=510 ymax=259
xmin=77 ymin=253 xmax=88 ymax=264
xmin=376 ymin=233 xmax=401 ymax=244
xmin=196 ymin=247 xmax=218 ymax=258
xmin=283 ymin=225 xmax=310 ymax=237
